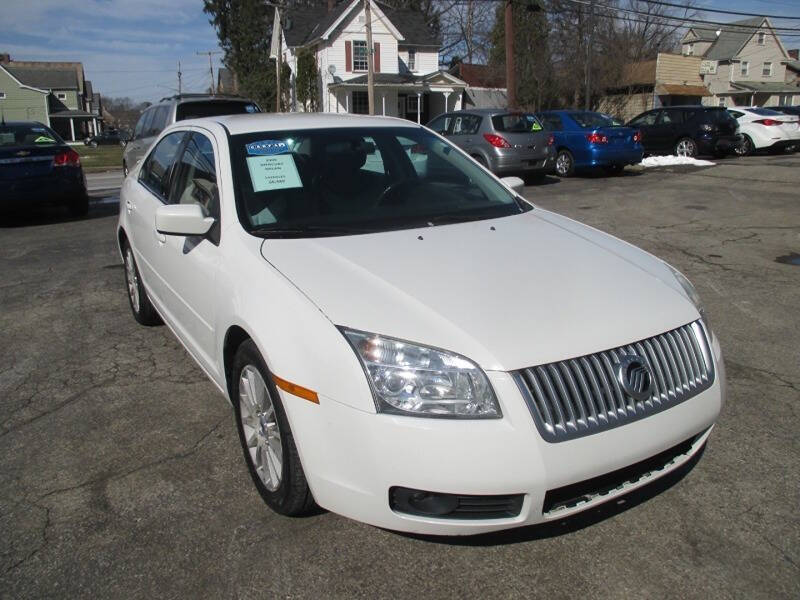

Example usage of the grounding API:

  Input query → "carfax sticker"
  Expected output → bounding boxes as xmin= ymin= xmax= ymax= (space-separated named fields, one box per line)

xmin=34 ymin=136 xmax=56 ymax=143
xmin=246 ymin=140 xmax=289 ymax=156
xmin=246 ymin=154 xmax=302 ymax=192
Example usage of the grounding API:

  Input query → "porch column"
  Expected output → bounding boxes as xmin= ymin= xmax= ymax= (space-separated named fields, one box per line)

xmin=416 ymin=92 xmax=421 ymax=124
xmin=382 ymin=93 xmax=386 ymax=116
xmin=442 ymin=91 xmax=451 ymax=112
xmin=93 ymin=118 xmax=98 ymax=135
xmin=454 ymin=92 xmax=462 ymax=110
xmin=69 ymin=118 xmax=75 ymax=141
xmin=345 ymin=92 xmax=349 ymax=113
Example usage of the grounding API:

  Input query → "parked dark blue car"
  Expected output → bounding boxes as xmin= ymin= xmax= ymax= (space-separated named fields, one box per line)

xmin=535 ymin=110 xmax=643 ymax=177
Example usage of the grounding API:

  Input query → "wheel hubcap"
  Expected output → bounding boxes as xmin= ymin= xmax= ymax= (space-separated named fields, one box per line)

xmin=239 ymin=365 xmax=282 ymax=491
xmin=677 ymin=140 xmax=694 ymax=157
xmin=125 ymin=249 xmax=140 ymax=313
xmin=556 ymin=154 xmax=570 ymax=175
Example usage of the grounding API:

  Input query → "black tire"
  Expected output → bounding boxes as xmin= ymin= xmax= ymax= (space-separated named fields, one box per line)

xmin=67 ymin=193 xmax=89 ymax=217
xmin=735 ymin=135 xmax=753 ymax=157
xmin=122 ymin=241 xmax=161 ymax=326
xmin=674 ymin=137 xmax=697 ymax=158
xmin=232 ymin=339 xmax=316 ymax=516
xmin=471 ymin=154 xmax=488 ymax=168
xmin=555 ymin=149 xmax=575 ymax=177
xmin=603 ymin=164 xmax=624 ymax=175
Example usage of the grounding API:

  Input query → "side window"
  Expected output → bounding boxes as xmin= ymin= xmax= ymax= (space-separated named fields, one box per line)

xmin=728 ymin=110 xmax=744 ymax=119
xmin=136 ymin=109 xmax=155 ymax=140
xmin=659 ymin=109 xmax=683 ymax=125
xmin=139 ymin=131 xmax=186 ymax=201
xmin=171 ymin=132 xmax=219 ymax=219
xmin=452 ymin=115 xmax=480 ymax=135
xmin=631 ymin=111 xmax=657 ymax=126
xmin=133 ymin=112 xmax=147 ymax=140
xmin=361 ymin=136 xmax=385 ymax=175
xmin=428 ymin=114 xmax=452 ymax=135
xmin=147 ymin=106 xmax=169 ymax=137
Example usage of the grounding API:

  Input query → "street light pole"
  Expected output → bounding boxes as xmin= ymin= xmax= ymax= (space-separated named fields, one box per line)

xmin=364 ymin=0 xmax=375 ymax=115
xmin=505 ymin=0 xmax=516 ymax=109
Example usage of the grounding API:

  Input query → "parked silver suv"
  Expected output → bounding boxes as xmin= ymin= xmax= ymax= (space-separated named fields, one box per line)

xmin=122 ymin=94 xmax=260 ymax=175
xmin=427 ymin=109 xmax=555 ymax=180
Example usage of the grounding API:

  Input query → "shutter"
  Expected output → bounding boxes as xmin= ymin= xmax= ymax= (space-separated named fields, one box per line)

xmin=345 ymin=40 xmax=352 ymax=72
xmin=374 ymin=42 xmax=380 ymax=73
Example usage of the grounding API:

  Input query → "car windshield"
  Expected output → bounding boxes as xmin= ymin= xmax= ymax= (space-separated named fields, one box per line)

xmin=176 ymin=100 xmax=260 ymax=120
xmin=491 ymin=113 xmax=543 ymax=132
xmin=0 ymin=124 xmax=63 ymax=148
xmin=569 ymin=112 xmax=621 ymax=128
xmin=230 ymin=126 xmax=530 ymax=237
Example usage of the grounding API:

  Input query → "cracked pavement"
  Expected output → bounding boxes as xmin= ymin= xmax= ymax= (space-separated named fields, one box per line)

xmin=1 ymin=154 xmax=798 ymax=598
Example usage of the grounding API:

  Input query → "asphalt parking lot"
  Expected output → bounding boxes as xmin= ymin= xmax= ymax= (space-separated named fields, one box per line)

xmin=1 ymin=154 xmax=798 ymax=599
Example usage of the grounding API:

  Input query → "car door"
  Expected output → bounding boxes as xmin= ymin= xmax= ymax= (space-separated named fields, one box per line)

xmin=654 ymin=109 xmax=686 ymax=151
xmin=127 ymin=130 xmax=188 ymax=310
xmin=628 ymin=110 xmax=660 ymax=152
xmin=153 ymin=129 xmax=222 ymax=377
xmin=449 ymin=114 xmax=481 ymax=152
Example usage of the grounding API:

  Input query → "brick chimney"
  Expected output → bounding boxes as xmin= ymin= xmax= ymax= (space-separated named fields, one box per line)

xmin=0 ymin=53 xmax=10 ymax=64
xmin=789 ymin=49 xmax=799 ymax=60
xmin=327 ymin=0 xmax=335 ymax=11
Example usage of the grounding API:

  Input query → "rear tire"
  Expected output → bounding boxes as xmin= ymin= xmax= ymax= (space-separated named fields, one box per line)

xmin=675 ymin=137 xmax=697 ymax=158
xmin=123 ymin=242 xmax=161 ymax=326
xmin=735 ymin=135 xmax=753 ymax=157
xmin=232 ymin=339 xmax=316 ymax=516
xmin=471 ymin=154 xmax=488 ymax=168
xmin=555 ymin=149 xmax=575 ymax=177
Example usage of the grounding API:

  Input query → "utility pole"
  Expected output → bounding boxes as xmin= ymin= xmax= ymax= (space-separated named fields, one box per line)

xmin=364 ymin=0 xmax=375 ymax=115
xmin=177 ymin=60 xmax=182 ymax=95
xmin=585 ymin=0 xmax=595 ymax=110
xmin=270 ymin=7 xmax=282 ymax=111
xmin=197 ymin=50 xmax=221 ymax=94
xmin=505 ymin=0 xmax=516 ymax=109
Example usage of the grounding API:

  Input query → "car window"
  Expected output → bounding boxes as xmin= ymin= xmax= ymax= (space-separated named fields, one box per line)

xmin=147 ymin=106 xmax=169 ymax=137
xmin=428 ymin=114 xmax=452 ymax=135
xmin=171 ymin=132 xmax=219 ymax=219
xmin=705 ymin=109 xmax=737 ymax=124
xmin=567 ymin=111 xmax=620 ymax=128
xmin=728 ymin=110 xmax=744 ymax=119
xmin=139 ymin=131 xmax=187 ymax=201
xmin=133 ymin=112 xmax=147 ymax=140
xmin=0 ymin=123 xmax=63 ymax=147
xmin=451 ymin=115 xmax=481 ymax=135
xmin=630 ymin=111 xmax=657 ymax=126
xmin=658 ymin=109 xmax=684 ymax=125
xmin=537 ymin=114 xmax=563 ymax=131
xmin=175 ymin=101 xmax=260 ymax=121
xmin=230 ymin=126 xmax=529 ymax=236
xmin=491 ymin=113 xmax=543 ymax=132
xmin=136 ymin=109 xmax=155 ymax=140
xmin=747 ymin=107 xmax=783 ymax=117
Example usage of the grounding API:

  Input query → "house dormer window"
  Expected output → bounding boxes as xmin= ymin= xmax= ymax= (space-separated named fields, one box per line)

xmin=762 ymin=61 xmax=772 ymax=77
xmin=56 ymin=92 xmax=66 ymax=100
xmin=686 ymin=43 xmax=694 ymax=56
xmin=740 ymin=61 xmax=749 ymax=76
xmin=757 ymin=32 xmax=765 ymax=45
xmin=408 ymin=49 xmax=416 ymax=71
xmin=353 ymin=40 xmax=368 ymax=72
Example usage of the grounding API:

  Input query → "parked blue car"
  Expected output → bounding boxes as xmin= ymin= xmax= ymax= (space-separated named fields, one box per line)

xmin=535 ymin=110 xmax=643 ymax=177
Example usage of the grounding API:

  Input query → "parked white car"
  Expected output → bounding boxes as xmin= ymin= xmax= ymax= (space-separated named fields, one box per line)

xmin=117 ymin=113 xmax=725 ymax=535
xmin=729 ymin=107 xmax=800 ymax=155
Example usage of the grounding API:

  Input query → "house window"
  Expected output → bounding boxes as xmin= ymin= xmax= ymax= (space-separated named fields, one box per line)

xmin=407 ymin=94 xmax=419 ymax=113
xmin=57 ymin=92 xmax=66 ymax=100
xmin=740 ymin=61 xmax=749 ymax=76
xmin=686 ymin=43 xmax=694 ymax=56
xmin=762 ymin=62 xmax=772 ymax=77
xmin=351 ymin=90 xmax=369 ymax=114
xmin=353 ymin=40 xmax=368 ymax=72
xmin=757 ymin=32 xmax=765 ymax=45
xmin=779 ymin=94 xmax=791 ymax=106
xmin=0 ymin=92 xmax=6 ymax=99
xmin=718 ymin=97 xmax=726 ymax=107
xmin=408 ymin=49 xmax=416 ymax=71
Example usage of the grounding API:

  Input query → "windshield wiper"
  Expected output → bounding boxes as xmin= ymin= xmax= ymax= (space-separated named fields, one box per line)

xmin=250 ymin=224 xmax=376 ymax=238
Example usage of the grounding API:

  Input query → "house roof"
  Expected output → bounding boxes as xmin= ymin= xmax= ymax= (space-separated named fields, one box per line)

xmin=5 ymin=66 xmax=79 ymax=90
xmin=329 ymin=71 xmax=465 ymax=88
xmin=280 ymin=1 xmax=439 ymax=48
xmin=730 ymin=81 xmax=800 ymax=93
xmin=655 ymin=83 xmax=711 ymax=97
xmin=787 ymin=60 xmax=800 ymax=73
xmin=621 ymin=59 xmax=657 ymax=86
xmin=703 ymin=17 xmax=765 ymax=61
xmin=449 ymin=63 xmax=505 ymax=88
xmin=683 ymin=28 xmax=718 ymax=43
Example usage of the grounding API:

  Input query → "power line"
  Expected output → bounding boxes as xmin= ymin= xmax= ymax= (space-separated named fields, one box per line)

xmin=637 ymin=0 xmax=800 ymax=21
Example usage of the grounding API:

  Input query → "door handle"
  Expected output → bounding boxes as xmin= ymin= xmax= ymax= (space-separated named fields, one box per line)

xmin=125 ymin=199 xmax=133 ymax=214
xmin=155 ymin=230 xmax=166 ymax=244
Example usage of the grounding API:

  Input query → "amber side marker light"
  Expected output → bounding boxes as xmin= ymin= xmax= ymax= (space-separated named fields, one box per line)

xmin=272 ymin=374 xmax=320 ymax=404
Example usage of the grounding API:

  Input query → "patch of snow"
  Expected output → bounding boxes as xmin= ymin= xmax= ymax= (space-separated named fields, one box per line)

xmin=641 ymin=155 xmax=715 ymax=168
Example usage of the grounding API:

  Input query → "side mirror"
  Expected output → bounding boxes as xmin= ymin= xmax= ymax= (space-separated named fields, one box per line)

xmin=499 ymin=176 xmax=525 ymax=195
xmin=155 ymin=204 xmax=215 ymax=236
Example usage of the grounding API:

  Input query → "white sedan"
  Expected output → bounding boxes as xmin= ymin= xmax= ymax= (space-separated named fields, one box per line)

xmin=729 ymin=107 xmax=800 ymax=155
xmin=117 ymin=113 xmax=725 ymax=535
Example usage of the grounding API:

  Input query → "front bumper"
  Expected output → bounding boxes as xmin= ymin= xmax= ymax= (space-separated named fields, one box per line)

xmin=280 ymin=331 xmax=725 ymax=535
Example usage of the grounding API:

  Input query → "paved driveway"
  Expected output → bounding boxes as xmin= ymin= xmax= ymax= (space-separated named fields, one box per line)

xmin=1 ymin=155 xmax=798 ymax=598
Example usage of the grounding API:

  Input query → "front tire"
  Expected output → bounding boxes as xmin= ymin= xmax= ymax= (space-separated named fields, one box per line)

xmin=675 ymin=137 xmax=697 ymax=158
xmin=232 ymin=340 xmax=316 ymax=516
xmin=123 ymin=242 xmax=161 ymax=326
xmin=555 ymin=149 xmax=575 ymax=177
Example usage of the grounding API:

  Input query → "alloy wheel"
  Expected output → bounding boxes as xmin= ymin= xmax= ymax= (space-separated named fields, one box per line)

xmin=124 ymin=248 xmax=140 ymax=313
xmin=556 ymin=153 xmax=571 ymax=176
xmin=239 ymin=365 xmax=283 ymax=492
xmin=676 ymin=139 xmax=696 ymax=157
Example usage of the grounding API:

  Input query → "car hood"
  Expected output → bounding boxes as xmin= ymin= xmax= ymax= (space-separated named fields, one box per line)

xmin=259 ymin=210 xmax=699 ymax=371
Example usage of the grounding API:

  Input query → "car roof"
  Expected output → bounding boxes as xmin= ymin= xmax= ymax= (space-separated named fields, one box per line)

xmin=189 ymin=112 xmax=422 ymax=135
xmin=1 ymin=120 xmax=49 ymax=127
xmin=443 ymin=108 xmax=522 ymax=116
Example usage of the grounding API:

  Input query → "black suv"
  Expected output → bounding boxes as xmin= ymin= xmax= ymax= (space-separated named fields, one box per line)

xmin=627 ymin=106 xmax=741 ymax=157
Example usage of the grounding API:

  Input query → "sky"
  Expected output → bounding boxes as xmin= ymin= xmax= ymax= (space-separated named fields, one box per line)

xmin=2 ymin=0 xmax=800 ymax=104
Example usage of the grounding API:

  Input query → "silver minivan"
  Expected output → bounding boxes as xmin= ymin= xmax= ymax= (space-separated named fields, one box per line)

xmin=122 ymin=94 xmax=260 ymax=175
xmin=427 ymin=109 xmax=555 ymax=180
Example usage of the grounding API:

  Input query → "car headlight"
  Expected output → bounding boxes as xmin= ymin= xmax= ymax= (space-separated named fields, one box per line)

xmin=341 ymin=328 xmax=501 ymax=419
xmin=667 ymin=264 xmax=710 ymax=327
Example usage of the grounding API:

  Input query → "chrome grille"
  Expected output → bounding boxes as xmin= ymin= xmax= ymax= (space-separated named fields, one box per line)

xmin=513 ymin=321 xmax=715 ymax=442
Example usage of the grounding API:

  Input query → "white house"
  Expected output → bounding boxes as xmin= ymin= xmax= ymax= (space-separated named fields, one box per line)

xmin=277 ymin=0 xmax=467 ymax=122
